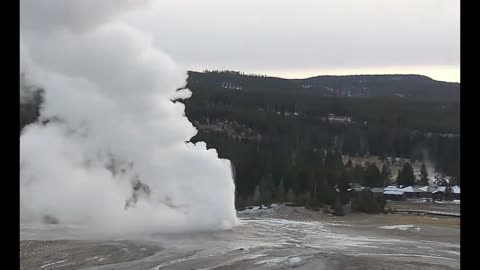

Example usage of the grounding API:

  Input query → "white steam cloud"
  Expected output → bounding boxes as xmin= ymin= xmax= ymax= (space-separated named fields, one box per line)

xmin=20 ymin=0 xmax=237 ymax=234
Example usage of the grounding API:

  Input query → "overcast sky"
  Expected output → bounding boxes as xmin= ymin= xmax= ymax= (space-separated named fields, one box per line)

xmin=125 ymin=0 xmax=460 ymax=82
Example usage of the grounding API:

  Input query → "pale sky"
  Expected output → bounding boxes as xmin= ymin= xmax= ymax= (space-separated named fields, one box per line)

xmin=126 ymin=0 xmax=460 ymax=82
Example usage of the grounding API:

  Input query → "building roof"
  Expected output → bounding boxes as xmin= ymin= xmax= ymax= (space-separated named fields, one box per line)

xmin=432 ymin=186 xmax=460 ymax=194
xmin=435 ymin=186 xmax=447 ymax=193
xmin=401 ymin=186 xmax=424 ymax=193
xmin=370 ymin=188 xmax=384 ymax=193
xmin=384 ymin=186 xmax=400 ymax=191
xmin=351 ymin=183 xmax=363 ymax=188
xmin=419 ymin=186 xmax=437 ymax=193
xmin=384 ymin=190 xmax=405 ymax=195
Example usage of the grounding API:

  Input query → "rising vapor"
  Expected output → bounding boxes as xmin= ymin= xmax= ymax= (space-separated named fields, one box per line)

xmin=20 ymin=0 xmax=238 ymax=234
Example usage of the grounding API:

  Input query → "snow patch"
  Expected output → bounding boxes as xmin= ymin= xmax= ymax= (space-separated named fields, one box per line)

xmin=255 ymin=255 xmax=306 ymax=267
xmin=379 ymin=225 xmax=421 ymax=232
xmin=41 ymin=260 xmax=66 ymax=269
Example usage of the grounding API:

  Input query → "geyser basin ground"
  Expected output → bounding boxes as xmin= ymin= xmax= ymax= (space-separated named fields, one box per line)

xmin=20 ymin=205 xmax=459 ymax=270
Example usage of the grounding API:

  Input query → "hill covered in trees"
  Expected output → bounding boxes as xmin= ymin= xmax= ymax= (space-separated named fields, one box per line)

xmin=20 ymin=70 xmax=460 ymax=209
xmin=184 ymin=71 xmax=460 ymax=208
xmin=188 ymin=70 xmax=460 ymax=101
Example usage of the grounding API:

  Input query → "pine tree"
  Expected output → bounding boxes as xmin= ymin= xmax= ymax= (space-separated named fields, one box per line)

xmin=304 ymin=192 xmax=312 ymax=203
xmin=396 ymin=169 xmax=401 ymax=186
xmin=365 ymin=163 xmax=382 ymax=187
xmin=420 ymin=163 xmax=429 ymax=186
xmin=287 ymin=188 xmax=296 ymax=203
xmin=259 ymin=173 xmax=274 ymax=204
xmin=337 ymin=169 xmax=350 ymax=191
xmin=316 ymin=177 xmax=335 ymax=206
xmin=276 ymin=178 xmax=286 ymax=202
xmin=246 ymin=196 xmax=253 ymax=207
xmin=445 ymin=183 xmax=453 ymax=201
xmin=451 ymin=176 xmax=460 ymax=186
xmin=381 ymin=163 xmax=391 ymax=187
xmin=253 ymin=185 xmax=262 ymax=205
xmin=353 ymin=164 xmax=364 ymax=185
xmin=333 ymin=195 xmax=345 ymax=216
xmin=398 ymin=162 xmax=415 ymax=187
xmin=346 ymin=159 xmax=353 ymax=168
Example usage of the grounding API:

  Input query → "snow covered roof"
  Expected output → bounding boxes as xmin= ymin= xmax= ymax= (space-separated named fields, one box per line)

xmin=400 ymin=186 xmax=424 ymax=193
xmin=435 ymin=186 xmax=447 ymax=193
xmin=384 ymin=190 xmax=405 ymax=195
xmin=384 ymin=186 xmax=400 ymax=191
xmin=351 ymin=183 xmax=363 ymax=188
xmin=453 ymin=186 xmax=460 ymax=194
xmin=419 ymin=186 xmax=437 ymax=193
xmin=370 ymin=188 xmax=384 ymax=193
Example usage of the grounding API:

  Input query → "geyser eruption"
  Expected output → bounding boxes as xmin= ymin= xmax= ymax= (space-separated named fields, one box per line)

xmin=20 ymin=0 xmax=238 ymax=234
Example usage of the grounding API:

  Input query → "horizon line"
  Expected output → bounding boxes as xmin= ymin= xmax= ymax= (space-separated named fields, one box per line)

xmin=189 ymin=69 xmax=460 ymax=84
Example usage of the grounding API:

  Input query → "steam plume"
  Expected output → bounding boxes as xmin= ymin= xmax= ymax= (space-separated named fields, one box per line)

xmin=20 ymin=0 xmax=237 ymax=234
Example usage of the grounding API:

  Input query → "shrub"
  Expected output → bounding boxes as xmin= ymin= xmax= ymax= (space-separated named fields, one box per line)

xmin=333 ymin=197 xmax=345 ymax=216
xmin=351 ymin=190 xmax=385 ymax=214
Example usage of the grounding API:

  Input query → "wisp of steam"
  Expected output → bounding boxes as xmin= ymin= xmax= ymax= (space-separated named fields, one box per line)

xmin=20 ymin=0 xmax=238 ymax=234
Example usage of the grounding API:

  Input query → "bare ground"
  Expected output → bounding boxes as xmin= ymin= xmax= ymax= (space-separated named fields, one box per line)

xmin=20 ymin=204 xmax=459 ymax=270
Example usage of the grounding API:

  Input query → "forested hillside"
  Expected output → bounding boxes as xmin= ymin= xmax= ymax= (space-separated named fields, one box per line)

xmin=184 ymin=71 xmax=460 ymax=207
xmin=188 ymin=70 xmax=460 ymax=100
xmin=20 ymin=70 xmax=460 ymax=209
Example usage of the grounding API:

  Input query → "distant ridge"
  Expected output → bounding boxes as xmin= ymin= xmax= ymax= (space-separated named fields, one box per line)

xmin=187 ymin=70 xmax=459 ymax=101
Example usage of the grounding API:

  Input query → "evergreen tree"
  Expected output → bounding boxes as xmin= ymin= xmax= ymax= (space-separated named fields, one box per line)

xmin=333 ymin=196 xmax=345 ymax=216
xmin=420 ymin=163 xmax=429 ymax=186
xmin=304 ymin=192 xmax=312 ymax=203
xmin=396 ymin=169 xmax=401 ymax=186
xmin=276 ymin=177 xmax=286 ymax=202
xmin=337 ymin=169 xmax=350 ymax=191
xmin=353 ymin=164 xmax=364 ymax=185
xmin=451 ymin=175 xmax=460 ymax=186
xmin=381 ymin=163 xmax=391 ymax=187
xmin=316 ymin=177 xmax=335 ymax=205
xmin=346 ymin=159 xmax=353 ymax=168
xmin=259 ymin=173 xmax=274 ymax=203
xmin=364 ymin=163 xmax=382 ymax=187
xmin=287 ymin=188 xmax=296 ymax=203
xmin=246 ymin=196 xmax=253 ymax=207
xmin=445 ymin=184 xmax=453 ymax=201
xmin=398 ymin=162 xmax=415 ymax=187
xmin=252 ymin=185 xmax=262 ymax=205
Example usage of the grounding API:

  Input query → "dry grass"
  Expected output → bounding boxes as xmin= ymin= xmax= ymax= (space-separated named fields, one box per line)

xmin=388 ymin=201 xmax=460 ymax=213
xmin=271 ymin=205 xmax=460 ymax=229
xmin=375 ymin=213 xmax=459 ymax=228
